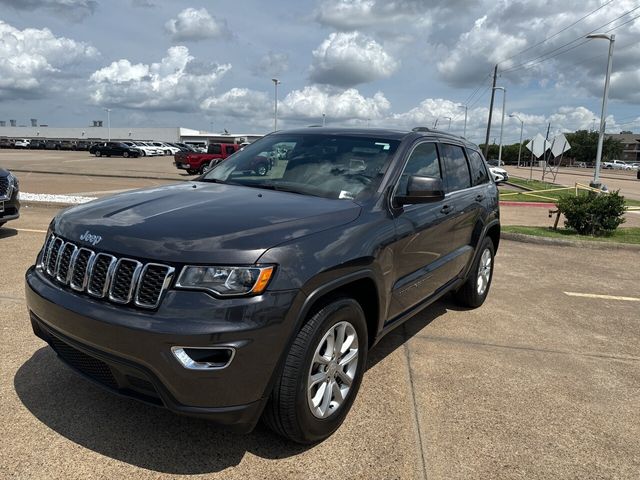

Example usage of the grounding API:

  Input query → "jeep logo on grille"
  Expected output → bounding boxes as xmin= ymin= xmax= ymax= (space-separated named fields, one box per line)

xmin=80 ymin=230 xmax=102 ymax=246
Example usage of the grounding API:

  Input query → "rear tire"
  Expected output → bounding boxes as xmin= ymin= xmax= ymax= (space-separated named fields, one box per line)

xmin=454 ymin=237 xmax=495 ymax=308
xmin=263 ymin=297 xmax=367 ymax=444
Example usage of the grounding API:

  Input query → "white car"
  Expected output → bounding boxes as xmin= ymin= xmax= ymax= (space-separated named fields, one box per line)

xmin=489 ymin=166 xmax=508 ymax=183
xmin=603 ymin=159 xmax=632 ymax=170
xmin=150 ymin=142 xmax=180 ymax=155
xmin=132 ymin=142 xmax=163 ymax=156
xmin=14 ymin=139 xmax=30 ymax=148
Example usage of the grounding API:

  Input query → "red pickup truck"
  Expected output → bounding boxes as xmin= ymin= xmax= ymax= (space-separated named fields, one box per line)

xmin=174 ymin=143 xmax=242 ymax=175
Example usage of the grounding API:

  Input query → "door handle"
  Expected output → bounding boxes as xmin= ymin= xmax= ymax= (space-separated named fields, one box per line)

xmin=440 ymin=205 xmax=454 ymax=214
xmin=475 ymin=194 xmax=485 ymax=202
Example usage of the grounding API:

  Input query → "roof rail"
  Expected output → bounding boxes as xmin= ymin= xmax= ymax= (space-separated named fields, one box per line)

xmin=412 ymin=127 xmax=432 ymax=132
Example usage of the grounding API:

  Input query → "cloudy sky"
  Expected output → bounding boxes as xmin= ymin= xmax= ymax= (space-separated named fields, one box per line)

xmin=1 ymin=0 xmax=640 ymax=143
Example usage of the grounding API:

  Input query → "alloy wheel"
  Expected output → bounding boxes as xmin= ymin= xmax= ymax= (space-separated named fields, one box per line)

xmin=307 ymin=321 xmax=359 ymax=419
xmin=477 ymin=248 xmax=492 ymax=296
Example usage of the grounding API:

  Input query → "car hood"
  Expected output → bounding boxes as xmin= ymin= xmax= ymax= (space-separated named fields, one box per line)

xmin=53 ymin=182 xmax=362 ymax=264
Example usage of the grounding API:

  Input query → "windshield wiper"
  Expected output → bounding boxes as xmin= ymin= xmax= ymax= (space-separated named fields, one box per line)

xmin=242 ymin=183 xmax=320 ymax=197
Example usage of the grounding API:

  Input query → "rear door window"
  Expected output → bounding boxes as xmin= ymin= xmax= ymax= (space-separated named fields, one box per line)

xmin=440 ymin=144 xmax=471 ymax=192
xmin=467 ymin=150 xmax=490 ymax=186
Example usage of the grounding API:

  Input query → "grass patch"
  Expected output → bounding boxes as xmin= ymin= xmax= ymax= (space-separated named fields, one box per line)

xmin=502 ymin=225 xmax=640 ymax=245
xmin=501 ymin=177 xmax=640 ymax=207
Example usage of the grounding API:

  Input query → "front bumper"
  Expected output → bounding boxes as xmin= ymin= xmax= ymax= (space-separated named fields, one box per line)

xmin=25 ymin=266 xmax=301 ymax=432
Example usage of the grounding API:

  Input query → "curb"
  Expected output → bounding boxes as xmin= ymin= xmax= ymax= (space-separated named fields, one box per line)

xmin=21 ymin=201 xmax=78 ymax=209
xmin=10 ymin=168 xmax=187 ymax=182
xmin=501 ymin=231 xmax=640 ymax=251
xmin=500 ymin=201 xmax=556 ymax=208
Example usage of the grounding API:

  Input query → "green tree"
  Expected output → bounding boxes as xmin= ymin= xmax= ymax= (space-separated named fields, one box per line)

xmin=565 ymin=130 xmax=623 ymax=164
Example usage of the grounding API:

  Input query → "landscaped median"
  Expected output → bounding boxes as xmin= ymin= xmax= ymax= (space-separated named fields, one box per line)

xmin=500 ymin=177 xmax=640 ymax=208
xmin=502 ymin=225 xmax=640 ymax=250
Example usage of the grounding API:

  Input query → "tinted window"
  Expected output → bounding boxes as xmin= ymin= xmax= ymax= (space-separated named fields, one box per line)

xmin=208 ymin=144 xmax=222 ymax=154
xmin=467 ymin=150 xmax=489 ymax=186
xmin=225 ymin=145 xmax=236 ymax=154
xmin=398 ymin=142 xmax=440 ymax=195
xmin=440 ymin=144 xmax=471 ymax=192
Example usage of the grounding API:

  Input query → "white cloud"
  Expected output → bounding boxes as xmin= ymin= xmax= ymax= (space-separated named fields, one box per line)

xmin=0 ymin=0 xmax=97 ymax=19
xmin=0 ymin=20 xmax=98 ymax=100
xmin=89 ymin=46 xmax=231 ymax=111
xmin=309 ymin=32 xmax=398 ymax=87
xmin=165 ymin=7 xmax=230 ymax=42
xmin=281 ymin=85 xmax=391 ymax=121
xmin=201 ymin=88 xmax=271 ymax=118
xmin=314 ymin=0 xmax=433 ymax=31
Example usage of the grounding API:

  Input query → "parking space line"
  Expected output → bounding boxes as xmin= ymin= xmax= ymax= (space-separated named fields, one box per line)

xmin=564 ymin=291 xmax=640 ymax=302
xmin=15 ymin=228 xmax=48 ymax=234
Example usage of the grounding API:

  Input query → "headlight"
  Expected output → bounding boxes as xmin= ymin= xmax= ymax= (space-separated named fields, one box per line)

xmin=176 ymin=265 xmax=274 ymax=296
xmin=7 ymin=172 xmax=18 ymax=189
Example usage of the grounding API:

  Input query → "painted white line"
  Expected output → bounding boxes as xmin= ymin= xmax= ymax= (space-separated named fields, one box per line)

xmin=564 ymin=291 xmax=640 ymax=302
xmin=19 ymin=192 xmax=97 ymax=204
xmin=16 ymin=228 xmax=48 ymax=234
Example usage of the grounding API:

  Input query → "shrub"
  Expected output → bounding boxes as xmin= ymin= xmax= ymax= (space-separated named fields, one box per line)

xmin=557 ymin=191 xmax=626 ymax=235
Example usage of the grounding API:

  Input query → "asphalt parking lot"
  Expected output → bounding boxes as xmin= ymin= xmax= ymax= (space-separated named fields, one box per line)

xmin=1 ymin=152 xmax=640 ymax=479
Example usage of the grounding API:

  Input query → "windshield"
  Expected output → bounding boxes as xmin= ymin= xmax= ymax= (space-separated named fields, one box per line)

xmin=201 ymin=133 xmax=400 ymax=200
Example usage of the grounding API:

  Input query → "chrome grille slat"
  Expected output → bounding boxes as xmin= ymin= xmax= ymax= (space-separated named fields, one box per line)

xmin=135 ymin=264 xmax=175 ymax=309
xmin=55 ymin=242 xmax=78 ymax=284
xmin=87 ymin=253 xmax=117 ymax=298
xmin=109 ymin=259 xmax=143 ymax=304
xmin=46 ymin=238 xmax=64 ymax=276
xmin=38 ymin=235 xmax=172 ymax=309
xmin=70 ymin=248 xmax=94 ymax=291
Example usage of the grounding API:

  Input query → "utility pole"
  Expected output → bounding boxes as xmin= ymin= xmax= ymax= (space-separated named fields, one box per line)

xmin=272 ymin=78 xmax=280 ymax=132
xmin=483 ymin=64 xmax=498 ymax=158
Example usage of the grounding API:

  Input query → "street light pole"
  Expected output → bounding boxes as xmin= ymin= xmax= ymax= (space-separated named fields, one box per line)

xmin=459 ymin=105 xmax=468 ymax=137
xmin=322 ymin=113 xmax=326 ymax=127
xmin=509 ymin=113 xmax=524 ymax=168
xmin=104 ymin=108 xmax=111 ymax=141
xmin=445 ymin=116 xmax=452 ymax=130
xmin=493 ymin=87 xmax=506 ymax=166
xmin=271 ymin=78 xmax=280 ymax=132
xmin=586 ymin=33 xmax=615 ymax=187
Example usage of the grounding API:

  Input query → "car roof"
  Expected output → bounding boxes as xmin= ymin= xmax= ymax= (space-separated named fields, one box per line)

xmin=272 ymin=126 xmax=477 ymax=148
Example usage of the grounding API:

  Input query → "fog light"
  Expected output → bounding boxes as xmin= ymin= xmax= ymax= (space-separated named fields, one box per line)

xmin=171 ymin=346 xmax=235 ymax=370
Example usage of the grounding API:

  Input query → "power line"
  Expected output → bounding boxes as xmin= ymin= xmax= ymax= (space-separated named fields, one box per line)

xmin=498 ymin=0 xmax=616 ymax=65
xmin=501 ymin=5 xmax=640 ymax=74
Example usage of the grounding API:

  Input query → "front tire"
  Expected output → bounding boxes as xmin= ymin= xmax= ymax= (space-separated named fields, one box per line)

xmin=454 ymin=237 xmax=495 ymax=308
xmin=256 ymin=162 xmax=268 ymax=176
xmin=263 ymin=297 xmax=367 ymax=444
xmin=95 ymin=151 xmax=102 ymax=157
xmin=123 ymin=151 xmax=129 ymax=158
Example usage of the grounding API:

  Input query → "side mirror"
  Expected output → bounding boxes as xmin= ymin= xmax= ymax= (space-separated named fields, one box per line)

xmin=395 ymin=176 xmax=445 ymax=205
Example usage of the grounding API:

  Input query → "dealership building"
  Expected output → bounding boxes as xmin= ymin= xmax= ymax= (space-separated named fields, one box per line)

xmin=0 ymin=125 xmax=263 ymax=146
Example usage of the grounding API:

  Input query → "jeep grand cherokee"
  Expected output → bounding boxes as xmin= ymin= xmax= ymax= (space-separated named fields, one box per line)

xmin=26 ymin=127 xmax=500 ymax=444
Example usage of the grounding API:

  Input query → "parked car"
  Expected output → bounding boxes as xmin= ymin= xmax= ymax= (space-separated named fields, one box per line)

xmin=150 ymin=141 xmax=180 ymax=155
xmin=89 ymin=142 xmax=141 ymax=158
xmin=0 ymin=138 xmax=14 ymax=148
xmin=29 ymin=139 xmax=47 ymax=150
xmin=135 ymin=141 xmax=164 ymax=156
xmin=489 ymin=166 xmax=508 ymax=183
xmin=14 ymin=139 xmax=30 ymax=148
xmin=26 ymin=127 xmax=500 ymax=444
xmin=174 ymin=142 xmax=242 ymax=175
xmin=603 ymin=159 xmax=632 ymax=170
xmin=0 ymin=169 xmax=20 ymax=227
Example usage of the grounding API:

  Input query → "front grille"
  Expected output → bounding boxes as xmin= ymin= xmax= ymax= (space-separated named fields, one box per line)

xmin=40 ymin=233 xmax=174 ymax=309
xmin=49 ymin=335 xmax=118 ymax=389
xmin=0 ymin=176 xmax=9 ymax=198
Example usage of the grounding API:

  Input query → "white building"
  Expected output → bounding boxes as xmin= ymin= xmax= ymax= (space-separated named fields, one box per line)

xmin=0 ymin=126 xmax=263 ymax=145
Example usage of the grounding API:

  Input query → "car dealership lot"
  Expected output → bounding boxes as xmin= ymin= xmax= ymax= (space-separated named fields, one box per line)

xmin=1 ymin=153 xmax=639 ymax=479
